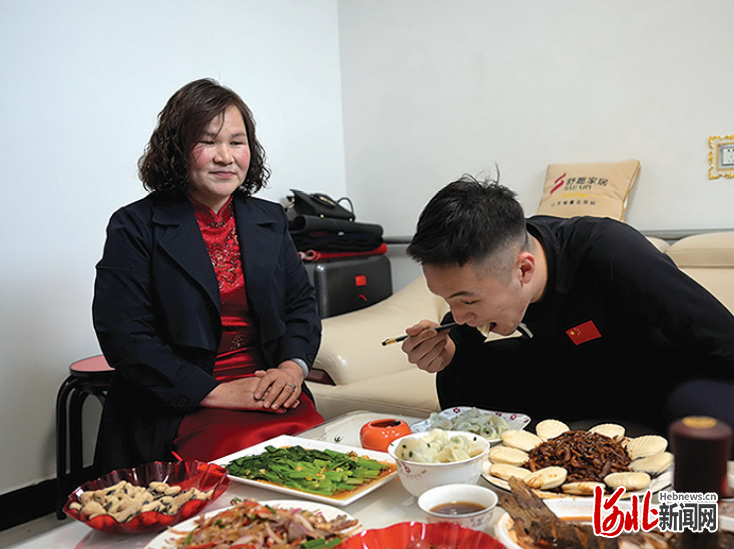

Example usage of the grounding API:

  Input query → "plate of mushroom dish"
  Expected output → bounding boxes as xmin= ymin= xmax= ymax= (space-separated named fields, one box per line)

xmin=482 ymin=419 xmax=673 ymax=498
xmin=494 ymin=476 xmax=734 ymax=549
xmin=63 ymin=460 xmax=230 ymax=533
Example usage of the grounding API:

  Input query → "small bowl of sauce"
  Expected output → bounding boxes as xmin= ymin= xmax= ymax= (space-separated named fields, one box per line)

xmin=418 ymin=483 xmax=498 ymax=531
xmin=431 ymin=501 xmax=487 ymax=515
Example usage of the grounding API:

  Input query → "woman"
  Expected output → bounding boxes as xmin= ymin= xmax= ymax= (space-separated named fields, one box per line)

xmin=93 ymin=78 xmax=324 ymax=472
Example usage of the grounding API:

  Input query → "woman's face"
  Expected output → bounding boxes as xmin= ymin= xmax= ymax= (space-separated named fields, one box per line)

xmin=188 ymin=104 xmax=251 ymax=212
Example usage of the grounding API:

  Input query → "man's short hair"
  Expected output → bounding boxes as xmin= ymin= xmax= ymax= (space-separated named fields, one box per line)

xmin=407 ymin=175 xmax=528 ymax=269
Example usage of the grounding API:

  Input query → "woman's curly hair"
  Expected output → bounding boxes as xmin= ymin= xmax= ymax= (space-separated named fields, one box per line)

xmin=138 ymin=78 xmax=270 ymax=197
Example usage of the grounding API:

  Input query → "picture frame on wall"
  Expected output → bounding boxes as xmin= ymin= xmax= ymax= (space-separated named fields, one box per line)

xmin=708 ymin=135 xmax=734 ymax=179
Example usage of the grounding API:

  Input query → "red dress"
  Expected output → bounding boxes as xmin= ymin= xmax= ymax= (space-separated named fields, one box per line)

xmin=173 ymin=198 xmax=323 ymax=461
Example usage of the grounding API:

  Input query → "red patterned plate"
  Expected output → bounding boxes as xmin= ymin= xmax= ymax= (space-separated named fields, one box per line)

xmin=63 ymin=460 xmax=230 ymax=534
xmin=336 ymin=521 xmax=505 ymax=549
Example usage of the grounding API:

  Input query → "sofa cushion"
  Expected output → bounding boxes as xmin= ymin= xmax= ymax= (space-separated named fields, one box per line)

xmin=676 ymin=268 xmax=734 ymax=315
xmin=646 ymin=236 xmax=670 ymax=253
xmin=666 ymin=232 xmax=734 ymax=315
xmin=666 ymin=232 xmax=734 ymax=268
xmin=313 ymin=276 xmax=448 ymax=386
xmin=536 ymin=160 xmax=641 ymax=221
xmin=307 ymin=368 xmax=439 ymax=420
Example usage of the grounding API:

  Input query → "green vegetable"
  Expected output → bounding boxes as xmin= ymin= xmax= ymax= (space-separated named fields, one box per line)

xmin=225 ymin=445 xmax=393 ymax=496
xmin=300 ymin=538 xmax=343 ymax=548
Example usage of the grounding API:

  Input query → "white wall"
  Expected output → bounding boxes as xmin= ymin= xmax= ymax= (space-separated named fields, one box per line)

xmin=0 ymin=0 xmax=346 ymax=494
xmin=4 ymin=0 xmax=734 ymax=497
xmin=338 ymin=0 xmax=734 ymax=238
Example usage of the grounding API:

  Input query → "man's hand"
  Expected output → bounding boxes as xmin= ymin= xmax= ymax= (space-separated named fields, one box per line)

xmin=401 ymin=319 xmax=456 ymax=373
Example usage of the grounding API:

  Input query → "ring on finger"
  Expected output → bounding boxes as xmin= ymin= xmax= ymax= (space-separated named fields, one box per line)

xmin=287 ymin=383 xmax=297 ymax=390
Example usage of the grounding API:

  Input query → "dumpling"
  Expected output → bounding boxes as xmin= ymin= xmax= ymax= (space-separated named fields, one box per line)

xmin=396 ymin=431 xmax=485 ymax=463
xmin=466 ymin=438 xmax=487 ymax=458
xmin=436 ymin=445 xmax=472 ymax=463
xmin=426 ymin=408 xmax=509 ymax=440
xmin=427 ymin=412 xmax=454 ymax=431
xmin=435 ymin=434 xmax=485 ymax=462
xmin=421 ymin=429 xmax=450 ymax=446
xmin=395 ymin=437 xmax=431 ymax=462
xmin=396 ymin=430 xmax=446 ymax=463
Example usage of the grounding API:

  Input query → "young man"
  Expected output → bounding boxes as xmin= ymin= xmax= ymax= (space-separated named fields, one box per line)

xmin=402 ymin=175 xmax=734 ymax=434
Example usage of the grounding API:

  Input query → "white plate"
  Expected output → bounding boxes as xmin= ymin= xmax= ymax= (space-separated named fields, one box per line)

xmin=212 ymin=434 xmax=397 ymax=507
xmin=483 ymin=424 xmax=673 ymax=498
xmin=482 ymin=467 xmax=673 ymax=499
xmin=411 ymin=407 xmax=531 ymax=444
xmin=145 ymin=499 xmax=358 ymax=549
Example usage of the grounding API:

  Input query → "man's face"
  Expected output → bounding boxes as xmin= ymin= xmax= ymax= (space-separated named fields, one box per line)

xmin=423 ymin=259 xmax=533 ymax=337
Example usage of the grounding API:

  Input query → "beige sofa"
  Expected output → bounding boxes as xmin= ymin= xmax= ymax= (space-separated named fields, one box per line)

xmin=306 ymin=231 xmax=734 ymax=420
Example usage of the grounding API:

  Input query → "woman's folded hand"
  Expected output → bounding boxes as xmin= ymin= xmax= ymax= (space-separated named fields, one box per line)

xmin=199 ymin=377 xmax=287 ymax=413
xmin=199 ymin=360 xmax=304 ymax=412
xmin=252 ymin=360 xmax=304 ymax=411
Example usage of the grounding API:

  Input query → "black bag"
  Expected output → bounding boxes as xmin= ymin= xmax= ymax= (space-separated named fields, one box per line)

xmin=289 ymin=189 xmax=355 ymax=221
xmin=289 ymin=215 xmax=384 ymax=253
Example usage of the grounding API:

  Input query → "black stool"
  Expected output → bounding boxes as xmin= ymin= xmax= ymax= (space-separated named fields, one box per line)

xmin=55 ymin=355 xmax=113 ymax=518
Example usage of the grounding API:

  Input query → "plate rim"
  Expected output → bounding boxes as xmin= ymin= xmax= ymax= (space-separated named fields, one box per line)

xmin=482 ymin=468 xmax=673 ymax=499
xmin=339 ymin=520 xmax=504 ymax=548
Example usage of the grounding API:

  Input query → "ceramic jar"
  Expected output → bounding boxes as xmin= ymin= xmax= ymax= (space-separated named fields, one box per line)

xmin=359 ymin=419 xmax=412 ymax=452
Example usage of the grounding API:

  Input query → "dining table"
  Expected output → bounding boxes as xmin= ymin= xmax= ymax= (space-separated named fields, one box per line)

xmin=14 ymin=410 xmax=507 ymax=549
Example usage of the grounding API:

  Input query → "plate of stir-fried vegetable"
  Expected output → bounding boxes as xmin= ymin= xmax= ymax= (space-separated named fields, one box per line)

xmin=213 ymin=435 xmax=398 ymax=506
xmin=146 ymin=498 xmax=361 ymax=549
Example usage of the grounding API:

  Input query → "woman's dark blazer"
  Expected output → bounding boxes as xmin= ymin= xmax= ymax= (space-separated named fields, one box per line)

xmin=92 ymin=191 xmax=321 ymax=472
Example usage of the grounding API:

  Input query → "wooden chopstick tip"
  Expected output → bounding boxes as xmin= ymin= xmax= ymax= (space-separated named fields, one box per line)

xmin=381 ymin=322 xmax=458 ymax=347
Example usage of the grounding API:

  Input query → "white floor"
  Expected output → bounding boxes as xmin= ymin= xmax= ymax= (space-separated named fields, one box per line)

xmin=0 ymin=514 xmax=65 ymax=548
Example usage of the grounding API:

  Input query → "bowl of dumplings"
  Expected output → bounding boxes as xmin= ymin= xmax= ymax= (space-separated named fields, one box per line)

xmin=387 ymin=429 xmax=490 ymax=497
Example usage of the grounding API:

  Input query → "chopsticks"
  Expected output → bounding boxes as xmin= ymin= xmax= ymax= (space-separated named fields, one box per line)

xmin=381 ymin=322 xmax=459 ymax=346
